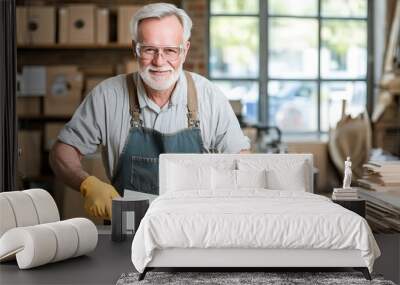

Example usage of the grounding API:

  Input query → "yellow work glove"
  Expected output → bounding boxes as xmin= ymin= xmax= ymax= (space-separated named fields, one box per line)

xmin=80 ymin=176 xmax=120 ymax=219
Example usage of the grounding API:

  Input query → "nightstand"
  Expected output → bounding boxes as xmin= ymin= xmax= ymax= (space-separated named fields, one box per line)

xmin=111 ymin=197 xmax=149 ymax=242
xmin=332 ymin=199 xmax=366 ymax=218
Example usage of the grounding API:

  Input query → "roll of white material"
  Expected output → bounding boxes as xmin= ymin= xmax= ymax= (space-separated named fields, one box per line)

xmin=0 ymin=196 xmax=17 ymax=237
xmin=42 ymin=221 xmax=79 ymax=262
xmin=0 ymin=219 xmax=98 ymax=269
xmin=0 ymin=226 xmax=57 ymax=268
xmin=23 ymin=189 xmax=60 ymax=223
xmin=0 ymin=191 xmax=39 ymax=227
xmin=66 ymin=218 xmax=98 ymax=257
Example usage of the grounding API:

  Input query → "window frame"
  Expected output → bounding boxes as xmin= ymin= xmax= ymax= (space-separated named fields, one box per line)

xmin=207 ymin=0 xmax=374 ymax=135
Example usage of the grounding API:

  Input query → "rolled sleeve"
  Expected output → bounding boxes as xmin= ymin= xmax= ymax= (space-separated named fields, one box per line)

xmin=58 ymin=89 xmax=105 ymax=155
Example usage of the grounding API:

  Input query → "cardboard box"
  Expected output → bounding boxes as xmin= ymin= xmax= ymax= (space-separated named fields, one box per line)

xmin=18 ymin=130 xmax=41 ymax=178
xmin=67 ymin=5 xmax=96 ymax=44
xmin=16 ymin=97 xmax=41 ymax=117
xmin=287 ymin=142 xmax=330 ymax=193
xmin=44 ymin=123 xmax=65 ymax=150
xmin=58 ymin=7 xmax=69 ymax=44
xmin=16 ymin=6 xmax=55 ymax=45
xmin=44 ymin=66 xmax=83 ymax=116
xmin=96 ymin=8 xmax=109 ymax=44
xmin=20 ymin=66 xmax=46 ymax=96
xmin=26 ymin=6 xmax=56 ymax=44
xmin=16 ymin=7 xmax=28 ymax=45
xmin=118 ymin=5 xmax=141 ymax=44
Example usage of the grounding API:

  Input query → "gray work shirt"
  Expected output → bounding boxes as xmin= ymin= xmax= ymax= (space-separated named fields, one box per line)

xmin=58 ymin=71 xmax=250 ymax=179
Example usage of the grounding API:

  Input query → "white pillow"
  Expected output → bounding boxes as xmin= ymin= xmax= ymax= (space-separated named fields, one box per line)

xmin=267 ymin=163 xmax=306 ymax=191
xmin=237 ymin=158 xmax=308 ymax=191
xmin=168 ymin=162 xmax=212 ymax=191
xmin=211 ymin=168 xmax=268 ymax=190
xmin=211 ymin=168 xmax=236 ymax=190
xmin=236 ymin=169 xmax=268 ymax=189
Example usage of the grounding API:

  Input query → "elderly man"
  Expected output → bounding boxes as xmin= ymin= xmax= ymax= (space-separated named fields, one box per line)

xmin=50 ymin=3 xmax=250 ymax=220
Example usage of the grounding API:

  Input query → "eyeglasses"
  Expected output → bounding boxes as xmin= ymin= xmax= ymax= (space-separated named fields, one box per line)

xmin=135 ymin=43 xmax=184 ymax=61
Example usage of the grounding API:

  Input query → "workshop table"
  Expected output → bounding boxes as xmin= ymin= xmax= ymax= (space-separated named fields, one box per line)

xmin=0 ymin=227 xmax=133 ymax=285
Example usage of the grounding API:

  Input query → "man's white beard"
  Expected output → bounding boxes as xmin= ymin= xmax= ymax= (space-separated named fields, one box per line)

xmin=139 ymin=63 xmax=182 ymax=91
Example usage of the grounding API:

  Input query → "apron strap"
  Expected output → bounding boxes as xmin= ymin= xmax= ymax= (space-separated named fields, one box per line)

xmin=184 ymin=71 xmax=199 ymax=128
xmin=127 ymin=71 xmax=199 ymax=128
xmin=126 ymin=73 xmax=141 ymax=126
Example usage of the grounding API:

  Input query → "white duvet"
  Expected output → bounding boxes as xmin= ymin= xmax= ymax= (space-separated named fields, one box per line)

xmin=131 ymin=190 xmax=380 ymax=273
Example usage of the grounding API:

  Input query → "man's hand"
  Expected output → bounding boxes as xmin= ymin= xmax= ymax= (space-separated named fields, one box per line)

xmin=80 ymin=176 xmax=120 ymax=219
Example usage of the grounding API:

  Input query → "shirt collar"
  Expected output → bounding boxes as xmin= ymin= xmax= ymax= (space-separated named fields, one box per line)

xmin=134 ymin=71 xmax=186 ymax=110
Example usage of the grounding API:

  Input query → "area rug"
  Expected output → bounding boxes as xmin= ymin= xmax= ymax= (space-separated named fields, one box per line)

xmin=116 ymin=271 xmax=395 ymax=285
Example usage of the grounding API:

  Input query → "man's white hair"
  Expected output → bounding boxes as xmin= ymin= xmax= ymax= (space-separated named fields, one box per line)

xmin=130 ymin=3 xmax=192 ymax=42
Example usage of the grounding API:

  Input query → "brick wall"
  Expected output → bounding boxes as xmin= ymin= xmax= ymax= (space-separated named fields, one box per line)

xmin=182 ymin=0 xmax=208 ymax=76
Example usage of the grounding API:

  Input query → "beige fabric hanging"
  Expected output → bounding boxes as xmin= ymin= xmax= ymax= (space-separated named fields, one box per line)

xmin=328 ymin=106 xmax=371 ymax=181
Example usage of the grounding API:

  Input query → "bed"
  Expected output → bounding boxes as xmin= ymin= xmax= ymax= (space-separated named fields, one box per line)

xmin=130 ymin=154 xmax=380 ymax=280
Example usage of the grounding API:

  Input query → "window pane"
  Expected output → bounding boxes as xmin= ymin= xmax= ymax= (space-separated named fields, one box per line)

xmin=320 ymin=81 xmax=367 ymax=131
xmin=269 ymin=18 xmax=318 ymax=79
xmin=213 ymin=80 xmax=259 ymax=123
xmin=268 ymin=81 xmax=318 ymax=132
xmin=210 ymin=0 xmax=259 ymax=14
xmin=210 ymin=17 xmax=259 ymax=78
xmin=322 ymin=0 xmax=367 ymax=18
xmin=269 ymin=0 xmax=317 ymax=16
xmin=321 ymin=20 xmax=367 ymax=79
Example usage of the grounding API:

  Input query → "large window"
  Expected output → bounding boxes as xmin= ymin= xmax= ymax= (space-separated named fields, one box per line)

xmin=209 ymin=0 xmax=371 ymax=133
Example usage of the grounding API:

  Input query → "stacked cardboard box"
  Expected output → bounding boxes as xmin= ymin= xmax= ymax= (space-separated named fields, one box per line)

xmin=44 ymin=66 xmax=83 ymax=116
xmin=17 ymin=4 xmax=143 ymax=46
xmin=61 ymin=5 xmax=95 ymax=44
xmin=59 ymin=5 xmax=110 ymax=45
xmin=16 ymin=6 xmax=56 ymax=45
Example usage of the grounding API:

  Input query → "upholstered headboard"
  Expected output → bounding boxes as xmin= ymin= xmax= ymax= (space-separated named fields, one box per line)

xmin=159 ymin=154 xmax=314 ymax=195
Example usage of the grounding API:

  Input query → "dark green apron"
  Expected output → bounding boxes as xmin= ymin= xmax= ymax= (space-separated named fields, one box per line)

xmin=112 ymin=72 xmax=204 ymax=196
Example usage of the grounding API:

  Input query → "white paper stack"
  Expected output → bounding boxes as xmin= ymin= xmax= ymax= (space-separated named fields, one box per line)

xmin=332 ymin=187 xmax=359 ymax=200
